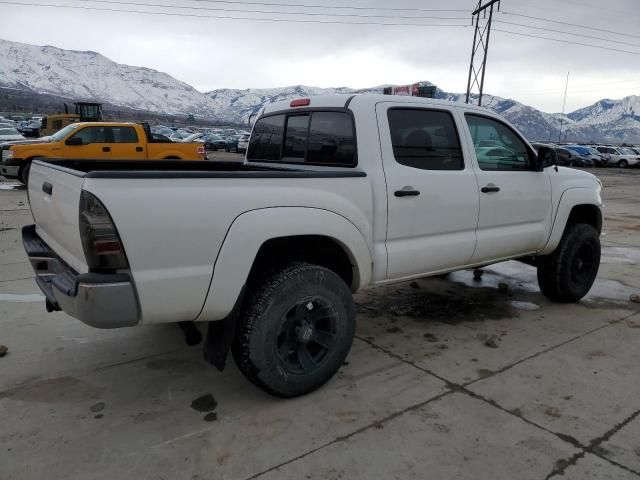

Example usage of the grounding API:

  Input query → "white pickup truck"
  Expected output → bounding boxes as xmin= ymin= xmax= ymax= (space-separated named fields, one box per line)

xmin=23 ymin=94 xmax=603 ymax=397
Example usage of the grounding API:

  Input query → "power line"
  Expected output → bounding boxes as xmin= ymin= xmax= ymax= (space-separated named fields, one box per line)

xmin=495 ymin=19 xmax=640 ymax=49
xmin=501 ymin=11 xmax=640 ymax=40
xmin=171 ymin=0 xmax=469 ymax=13
xmin=0 ymin=0 xmax=472 ymax=26
xmin=493 ymin=28 xmax=640 ymax=56
xmin=54 ymin=0 xmax=470 ymax=20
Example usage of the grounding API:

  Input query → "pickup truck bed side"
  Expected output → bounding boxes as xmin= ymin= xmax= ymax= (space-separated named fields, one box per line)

xmin=29 ymin=160 xmax=373 ymax=324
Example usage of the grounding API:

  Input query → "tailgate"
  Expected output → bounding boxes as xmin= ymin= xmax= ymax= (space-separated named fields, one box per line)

xmin=28 ymin=160 xmax=89 ymax=273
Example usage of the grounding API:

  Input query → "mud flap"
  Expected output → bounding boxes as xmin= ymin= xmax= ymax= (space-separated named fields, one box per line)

xmin=203 ymin=286 xmax=244 ymax=371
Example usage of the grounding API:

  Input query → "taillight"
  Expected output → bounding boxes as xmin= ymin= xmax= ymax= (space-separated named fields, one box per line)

xmin=79 ymin=190 xmax=129 ymax=270
xmin=197 ymin=146 xmax=205 ymax=155
xmin=290 ymin=98 xmax=310 ymax=107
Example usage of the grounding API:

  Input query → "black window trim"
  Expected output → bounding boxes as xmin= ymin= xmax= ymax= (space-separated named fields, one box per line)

xmin=386 ymin=106 xmax=466 ymax=171
xmin=464 ymin=112 xmax=538 ymax=172
xmin=248 ymin=107 xmax=358 ymax=167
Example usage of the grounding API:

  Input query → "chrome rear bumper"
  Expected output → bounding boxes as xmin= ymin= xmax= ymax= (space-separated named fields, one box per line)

xmin=22 ymin=225 xmax=140 ymax=329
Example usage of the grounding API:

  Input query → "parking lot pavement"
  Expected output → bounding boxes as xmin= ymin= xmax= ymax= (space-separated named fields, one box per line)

xmin=2 ymin=169 xmax=640 ymax=480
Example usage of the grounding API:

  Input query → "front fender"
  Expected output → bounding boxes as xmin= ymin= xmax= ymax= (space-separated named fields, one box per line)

xmin=196 ymin=207 xmax=372 ymax=321
xmin=539 ymin=187 xmax=603 ymax=255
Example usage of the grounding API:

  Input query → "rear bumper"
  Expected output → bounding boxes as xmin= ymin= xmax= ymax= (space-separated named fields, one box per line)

xmin=22 ymin=225 xmax=140 ymax=329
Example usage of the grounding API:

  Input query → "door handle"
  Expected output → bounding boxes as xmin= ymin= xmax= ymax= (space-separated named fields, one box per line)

xmin=394 ymin=188 xmax=421 ymax=197
xmin=136 ymin=147 xmax=144 ymax=152
xmin=42 ymin=182 xmax=53 ymax=195
xmin=481 ymin=184 xmax=500 ymax=193
xmin=102 ymin=146 xmax=111 ymax=153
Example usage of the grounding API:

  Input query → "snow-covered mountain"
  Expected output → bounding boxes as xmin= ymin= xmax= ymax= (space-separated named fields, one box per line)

xmin=0 ymin=38 xmax=215 ymax=117
xmin=204 ymin=85 xmax=640 ymax=143
xmin=0 ymin=38 xmax=638 ymax=143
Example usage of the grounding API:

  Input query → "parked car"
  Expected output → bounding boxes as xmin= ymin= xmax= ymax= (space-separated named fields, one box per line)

xmin=169 ymin=131 xmax=192 ymax=141
xmin=596 ymin=146 xmax=640 ymax=168
xmin=151 ymin=133 xmax=173 ymax=143
xmin=236 ymin=134 xmax=250 ymax=154
xmin=563 ymin=145 xmax=606 ymax=167
xmin=224 ymin=135 xmax=241 ymax=152
xmin=556 ymin=147 xmax=594 ymax=168
xmin=182 ymin=133 xmax=206 ymax=143
xmin=20 ymin=122 xmax=41 ymax=137
xmin=204 ymin=134 xmax=227 ymax=151
xmin=618 ymin=147 xmax=640 ymax=166
xmin=0 ymin=127 xmax=25 ymax=142
xmin=1 ymin=122 xmax=206 ymax=184
xmin=577 ymin=146 xmax=607 ymax=167
xmin=23 ymin=94 xmax=603 ymax=397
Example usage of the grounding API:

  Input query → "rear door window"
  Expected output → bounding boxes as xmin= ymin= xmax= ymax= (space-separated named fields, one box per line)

xmin=111 ymin=126 xmax=138 ymax=143
xmin=388 ymin=109 xmax=463 ymax=170
xmin=247 ymin=110 xmax=356 ymax=166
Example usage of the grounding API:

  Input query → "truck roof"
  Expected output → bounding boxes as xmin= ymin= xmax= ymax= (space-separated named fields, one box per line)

xmin=65 ymin=121 xmax=140 ymax=127
xmin=261 ymin=93 xmax=494 ymax=116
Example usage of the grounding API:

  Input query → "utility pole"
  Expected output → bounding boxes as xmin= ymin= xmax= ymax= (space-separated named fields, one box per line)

xmin=558 ymin=71 xmax=570 ymax=143
xmin=465 ymin=0 xmax=501 ymax=107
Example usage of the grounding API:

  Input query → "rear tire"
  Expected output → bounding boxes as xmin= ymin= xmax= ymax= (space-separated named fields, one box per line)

xmin=232 ymin=262 xmax=355 ymax=397
xmin=537 ymin=224 xmax=600 ymax=303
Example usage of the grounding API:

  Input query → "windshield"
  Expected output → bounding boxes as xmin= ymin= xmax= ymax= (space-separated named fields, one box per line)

xmin=51 ymin=124 xmax=80 ymax=142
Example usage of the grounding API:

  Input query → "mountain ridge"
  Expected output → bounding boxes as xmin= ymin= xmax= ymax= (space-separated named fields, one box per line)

xmin=0 ymin=38 xmax=638 ymax=143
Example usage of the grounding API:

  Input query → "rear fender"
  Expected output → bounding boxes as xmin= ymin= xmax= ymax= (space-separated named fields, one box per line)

xmin=196 ymin=207 xmax=372 ymax=321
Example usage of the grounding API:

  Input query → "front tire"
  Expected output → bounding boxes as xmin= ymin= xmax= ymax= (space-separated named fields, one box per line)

xmin=537 ymin=224 xmax=600 ymax=303
xmin=618 ymin=159 xmax=628 ymax=168
xmin=232 ymin=262 xmax=355 ymax=397
xmin=19 ymin=161 xmax=31 ymax=186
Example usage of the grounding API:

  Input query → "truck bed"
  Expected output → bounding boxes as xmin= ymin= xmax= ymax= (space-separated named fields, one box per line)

xmin=28 ymin=157 xmax=373 ymax=325
xmin=37 ymin=159 xmax=367 ymax=179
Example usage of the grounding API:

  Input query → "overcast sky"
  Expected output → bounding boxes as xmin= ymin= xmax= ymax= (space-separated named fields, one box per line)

xmin=3 ymin=0 xmax=640 ymax=112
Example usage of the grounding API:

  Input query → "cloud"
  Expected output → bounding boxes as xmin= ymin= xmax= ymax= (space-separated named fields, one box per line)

xmin=2 ymin=0 xmax=639 ymax=113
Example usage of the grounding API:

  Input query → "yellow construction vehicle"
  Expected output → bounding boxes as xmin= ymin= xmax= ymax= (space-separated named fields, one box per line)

xmin=41 ymin=102 xmax=103 ymax=136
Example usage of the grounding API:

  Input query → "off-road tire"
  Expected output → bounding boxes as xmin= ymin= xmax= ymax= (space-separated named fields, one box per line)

xmin=537 ymin=223 xmax=600 ymax=303
xmin=19 ymin=161 xmax=31 ymax=186
xmin=232 ymin=262 xmax=355 ymax=397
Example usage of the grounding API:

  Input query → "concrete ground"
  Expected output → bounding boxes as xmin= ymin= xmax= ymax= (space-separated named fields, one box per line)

xmin=1 ymin=168 xmax=640 ymax=480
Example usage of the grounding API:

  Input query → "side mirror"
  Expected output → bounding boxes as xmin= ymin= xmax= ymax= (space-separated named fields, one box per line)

xmin=535 ymin=146 xmax=557 ymax=171
xmin=66 ymin=136 xmax=84 ymax=146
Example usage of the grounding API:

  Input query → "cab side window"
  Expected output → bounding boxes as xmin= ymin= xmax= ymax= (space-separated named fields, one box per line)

xmin=388 ymin=109 xmax=464 ymax=170
xmin=465 ymin=114 xmax=532 ymax=171
xmin=111 ymin=126 xmax=138 ymax=143
xmin=70 ymin=126 xmax=107 ymax=144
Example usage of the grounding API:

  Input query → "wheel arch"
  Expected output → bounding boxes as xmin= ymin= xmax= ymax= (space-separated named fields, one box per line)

xmin=196 ymin=207 xmax=372 ymax=322
xmin=539 ymin=188 xmax=603 ymax=256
